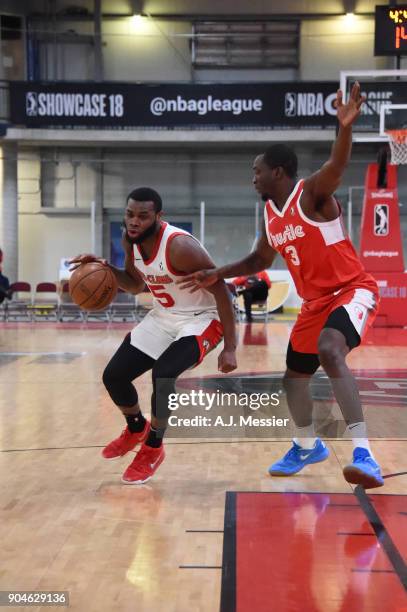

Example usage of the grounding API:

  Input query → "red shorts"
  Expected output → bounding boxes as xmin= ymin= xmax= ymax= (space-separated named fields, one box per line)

xmin=195 ymin=319 xmax=223 ymax=365
xmin=290 ymin=284 xmax=379 ymax=355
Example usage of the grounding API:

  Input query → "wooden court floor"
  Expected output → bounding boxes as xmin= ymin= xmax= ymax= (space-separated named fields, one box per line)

xmin=0 ymin=321 xmax=406 ymax=612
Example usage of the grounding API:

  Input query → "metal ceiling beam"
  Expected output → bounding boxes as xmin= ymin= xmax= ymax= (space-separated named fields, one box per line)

xmin=26 ymin=11 xmax=375 ymax=22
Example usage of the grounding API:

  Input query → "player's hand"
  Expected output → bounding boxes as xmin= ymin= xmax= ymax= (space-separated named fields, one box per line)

xmin=121 ymin=228 xmax=132 ymax=255
xmin=176 ymin=269 xmax=219 ymax=293
xmin=218 ymin=348 xmax=237 ymax=373
xmin=335 ymin=81 xmax=366 ymax=128
xmin=68 ymin=254 xmax=108 ymax=271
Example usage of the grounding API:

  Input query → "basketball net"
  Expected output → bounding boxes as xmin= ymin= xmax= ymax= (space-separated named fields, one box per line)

xmin=386 ymin=129 xmax=407 ymax=165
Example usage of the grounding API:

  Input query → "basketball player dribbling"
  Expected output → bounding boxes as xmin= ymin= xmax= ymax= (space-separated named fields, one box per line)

xmin=70 ymin=187 xmax=237 ymax=484
xmin=178 ymin=82 xmax=384 ymax=489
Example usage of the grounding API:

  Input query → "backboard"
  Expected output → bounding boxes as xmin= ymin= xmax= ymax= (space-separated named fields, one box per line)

xmin=339 ymin=69 xmax=407 ymax=143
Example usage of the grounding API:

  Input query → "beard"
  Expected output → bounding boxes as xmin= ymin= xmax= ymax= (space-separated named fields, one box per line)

xmin=126 ymin=219 xmax=159 ymax=245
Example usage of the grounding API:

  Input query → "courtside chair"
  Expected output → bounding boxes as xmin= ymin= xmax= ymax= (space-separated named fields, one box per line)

xmin=58 ymin=281 xmax=85 ymax=322
xmin=6 ymin=282 xmax=33 ymax=321
xmin=32 ymin=282 xmax=59 ymax=321
xmin=109 ymin=288 xmax=137 ymax=322
xmin=0 ymin=296 xmax=6 ymax=321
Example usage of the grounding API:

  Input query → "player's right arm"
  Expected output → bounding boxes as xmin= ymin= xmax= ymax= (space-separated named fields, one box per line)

xmin=301 ymin=82 xmax=365 ymax=220
xmin=177 ymin=224 xmax=276 ymax=292
xmin=111 ymin=232 xmax=145 ymax=294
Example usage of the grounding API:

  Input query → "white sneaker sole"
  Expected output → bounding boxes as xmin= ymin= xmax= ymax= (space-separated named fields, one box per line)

xmin=121 ymin=475 xmax=152 ymax=485
xmin=102 ymin=454 xmax=125 ymax=461
xmin=269 ymin=450 xmax=329 ymax=476
xmin=121 ymin=452 xmax=165 ymax=484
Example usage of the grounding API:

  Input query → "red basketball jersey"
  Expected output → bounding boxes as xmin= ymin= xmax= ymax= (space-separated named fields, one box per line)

xmin=264 ymin=179 xmax=377 ymax=301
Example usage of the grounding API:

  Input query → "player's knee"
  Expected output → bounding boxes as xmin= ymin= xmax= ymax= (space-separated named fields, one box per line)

xmin=318 ymin=340 xmax=344 ymax=370
xmin=283 ymin=370 xmax=310 ymax=393
xmin=102 ymin=363 xmax=119 ymax=391
xmin=103 ymin=365 xmax=138 ymax=406
xmin=152 ymin=360 xmax=176 ymax=384
xmin=282 ymin=371 xmax=295 ymax=392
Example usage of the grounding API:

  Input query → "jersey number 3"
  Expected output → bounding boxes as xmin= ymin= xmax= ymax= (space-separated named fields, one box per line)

xmin=285 ymin=245 xmax=300 ymax=266
xmin=149 ymin=284 xmax=175 ymax=308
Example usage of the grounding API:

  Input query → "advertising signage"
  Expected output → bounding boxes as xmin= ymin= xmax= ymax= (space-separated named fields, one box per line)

xmin=9 ymin=81 xmax=407 ymax=131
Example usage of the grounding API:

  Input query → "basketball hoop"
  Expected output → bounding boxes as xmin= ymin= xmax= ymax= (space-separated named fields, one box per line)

xmin=386 ymin=129 xmax=407 ymax=165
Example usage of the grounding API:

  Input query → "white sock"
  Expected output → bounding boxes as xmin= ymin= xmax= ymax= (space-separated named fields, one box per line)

xmin=345 ymin=422 xmax=373 ymax=457
xmin=294 ymin=423 xmax=317 ymax=449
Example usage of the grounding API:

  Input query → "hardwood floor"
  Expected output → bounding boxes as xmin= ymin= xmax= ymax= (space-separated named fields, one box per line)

xmin=0 ymin=321 xmax=406 ymax=611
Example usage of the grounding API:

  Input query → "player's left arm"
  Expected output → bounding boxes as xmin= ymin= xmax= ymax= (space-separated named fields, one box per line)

xmin=169 ymin=235 xmax=237 ymax=373
xmin=303 ymin=82 xmax=366 ymax=218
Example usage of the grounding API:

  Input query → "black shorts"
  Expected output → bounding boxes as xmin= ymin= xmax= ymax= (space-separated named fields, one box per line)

xmin=286 ymin=306 xmax=361 ymax=375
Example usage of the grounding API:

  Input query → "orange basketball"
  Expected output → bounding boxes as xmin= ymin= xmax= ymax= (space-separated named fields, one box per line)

xmin=69 ymin=262 xmax=118 ymax=310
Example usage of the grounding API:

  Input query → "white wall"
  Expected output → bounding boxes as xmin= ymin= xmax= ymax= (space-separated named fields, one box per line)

xmin=32 ymin=10 xmax=393 ymax=84
xmin=300 ymin=15 xmax=388 ymax=81
xmin=39 ymin=20 xmax=95 ymax=80
xmin=103 ymin=17 xmax=192 ymax=81
xmin=17 ymin=150 xmax=93 ymax=284
xmin=18 ymin=214 xmax=92 ymax=285
xmin=143 ymin=0 xmax=345 ymax=15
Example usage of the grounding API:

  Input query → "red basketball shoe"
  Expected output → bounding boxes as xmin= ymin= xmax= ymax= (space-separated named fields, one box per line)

xmin=102 ymin=421 xmax=150 ymax=459
xmin=122 ymin=443 xmax=165 ymax=484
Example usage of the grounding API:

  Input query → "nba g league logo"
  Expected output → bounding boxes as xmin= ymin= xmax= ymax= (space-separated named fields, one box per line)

xmin=26 ymin=92 xmax=38 ymax=116
xmin=374 ymin=204 xmax=389 ymax=236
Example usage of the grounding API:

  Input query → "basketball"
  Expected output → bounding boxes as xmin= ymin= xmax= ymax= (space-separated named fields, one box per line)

xmin=69 ymin=262 xmax=118 ymax=310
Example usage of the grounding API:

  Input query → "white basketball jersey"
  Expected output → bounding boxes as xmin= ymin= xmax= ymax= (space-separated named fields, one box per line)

xmin=132 ymin=222 xmax=217 ymax=315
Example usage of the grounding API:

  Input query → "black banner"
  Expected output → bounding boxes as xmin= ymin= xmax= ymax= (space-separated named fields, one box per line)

xmin=8 ymin=80 xmax=407 ymax=130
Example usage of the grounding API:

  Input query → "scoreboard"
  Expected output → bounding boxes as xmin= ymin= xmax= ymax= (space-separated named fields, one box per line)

xmin=375 ymin=5 xmax=407 ymax=56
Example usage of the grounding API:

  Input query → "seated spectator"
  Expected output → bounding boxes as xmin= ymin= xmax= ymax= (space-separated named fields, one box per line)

xmin=0 ymin=248 xmax=12 ymax=304
xmin=232 ymin=271 xmax=271 ymax=322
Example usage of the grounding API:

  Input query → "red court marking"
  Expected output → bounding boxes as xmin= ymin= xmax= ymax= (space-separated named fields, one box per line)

xmin=2 ymin=322 xmax=407 ymax=345
xmin=365 ymin=327 xmax=407 ymax=346
xmin=369 ymin=495 xmax=407 ymax=562
xmin=233 ymin=492 xmax=407 ymax=612
xmin=0 ymin=322 xmax=134 ymax=330
xmin=242 ymin=324 xmax=268 ymax=346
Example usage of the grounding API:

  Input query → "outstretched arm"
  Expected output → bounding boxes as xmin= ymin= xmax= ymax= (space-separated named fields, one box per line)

xmin=176 ymin=224 xmax=276 ymax=291
xmin=304 ymin=81 xmax=365 ymax=206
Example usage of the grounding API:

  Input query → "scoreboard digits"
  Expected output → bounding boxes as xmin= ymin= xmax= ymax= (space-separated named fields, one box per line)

xmin=375 ymin=5 xmax=407 ymax=56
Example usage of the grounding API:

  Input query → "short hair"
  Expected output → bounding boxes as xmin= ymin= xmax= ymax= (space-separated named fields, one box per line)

xmin=126 ymin=187 xmax=162 ymax=213
xmin=263 ymin=144 xmax=298 ymax=179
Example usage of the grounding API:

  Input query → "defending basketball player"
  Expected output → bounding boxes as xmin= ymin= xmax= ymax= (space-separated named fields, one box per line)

xmin=70 ymin=187 xmax=237 ymax=484
xmin=177 ymin=82 xmax=384 ymax=489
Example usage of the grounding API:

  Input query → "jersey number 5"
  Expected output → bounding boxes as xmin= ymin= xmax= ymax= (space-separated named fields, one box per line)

xmin=285 ymin=245 xmax=300 ymax=266
xmin=149 ymin=284 xmax=175 ymax=308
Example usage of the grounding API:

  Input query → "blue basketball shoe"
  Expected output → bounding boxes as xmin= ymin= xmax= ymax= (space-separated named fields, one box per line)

xmin=268 ymin=438 xmax=329 ymax=476
xmin=343 ymin=447 xmax=384 ymax=489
